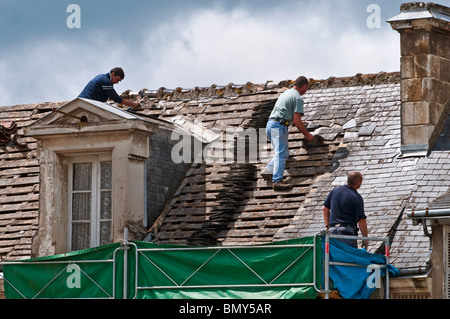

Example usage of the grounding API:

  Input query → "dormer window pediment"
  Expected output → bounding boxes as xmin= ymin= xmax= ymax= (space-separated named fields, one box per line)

xmin=30 ymin=98 xmax=135 ymax=124
xmin=24 ymin=98 xmax=167 ymax=138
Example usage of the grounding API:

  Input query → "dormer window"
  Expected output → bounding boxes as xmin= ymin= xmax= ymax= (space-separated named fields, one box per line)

xmin=23 ymin=97 xmax=193 ymax=257
xmin=68 ymin=155 xmax=112 ymax=251
xmin=23 ymin=98 xmax=180 ymax=257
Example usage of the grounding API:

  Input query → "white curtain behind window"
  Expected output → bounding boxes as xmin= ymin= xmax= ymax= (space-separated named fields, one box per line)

xmin=71 ymin=162 xmax=92 ymax=251
xmin=70 ymin=159 xmax=112 ymax=251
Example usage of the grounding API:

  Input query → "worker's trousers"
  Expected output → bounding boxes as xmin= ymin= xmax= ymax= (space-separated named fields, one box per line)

xmin=266 ymin=120 xmax=289 ymax=183
xmin=329 ymin=226 xmax=358 ymax=248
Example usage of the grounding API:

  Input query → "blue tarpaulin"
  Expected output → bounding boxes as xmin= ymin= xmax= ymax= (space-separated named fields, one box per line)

xmin=328 ymin=238 xmax=399 ymax=299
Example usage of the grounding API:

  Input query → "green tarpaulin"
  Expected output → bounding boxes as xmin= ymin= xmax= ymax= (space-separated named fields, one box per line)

xmin=2 ymin=236 xmax=321 ymax=299
xmin=2 ymin=243 xmax=123 ymax=299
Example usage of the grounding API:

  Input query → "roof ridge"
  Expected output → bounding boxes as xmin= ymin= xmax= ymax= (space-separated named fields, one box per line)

xmin=121 ymin=71 xmax=400 ymax=102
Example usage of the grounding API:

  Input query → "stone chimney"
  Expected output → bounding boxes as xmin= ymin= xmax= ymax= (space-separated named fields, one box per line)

xmin=388 ymin=2 xmax=450 ymax=156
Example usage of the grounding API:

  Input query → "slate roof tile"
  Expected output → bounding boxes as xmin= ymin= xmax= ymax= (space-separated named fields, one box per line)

xmin=0 ymin=71 xmax=448 ymax=269
xmin=0 ymin=101 xmax=64 ymax=261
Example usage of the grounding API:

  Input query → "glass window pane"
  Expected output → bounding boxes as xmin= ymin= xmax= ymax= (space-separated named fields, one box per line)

xmin=100 ymin=191 xmax=111 ymax=219
xmin=100 ymin=161 xmax=112 ymax=189
xmin=71 ymin=222 xmax=90 ymax=251
xmin=72 ymin=193 xmax=91 ymax=220
xmin=100 ymin=221 xmax=112 ymax=246
xmin=70 ymin=157 xmax=113 ymax=251
xmin=73 ymin=163 xmax=92 ymax=191
xmin=100 ymin=161 xmax=112 ymax=246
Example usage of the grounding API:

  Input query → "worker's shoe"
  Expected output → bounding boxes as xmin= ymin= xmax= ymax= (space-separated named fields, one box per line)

xmin=273 ymin=180 xmax=293 ymax=191
xmin=260 ymin=167 xmax=272 ymax=180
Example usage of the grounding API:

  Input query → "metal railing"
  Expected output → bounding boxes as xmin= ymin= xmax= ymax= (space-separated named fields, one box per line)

xmin=317 ymin=231 xmax=391 ymax=299
xmin=132 ymin=241 xmax=320 ymax=298
xmin=0 ymin=251 xmax=120 ymax=299
xmin=0 ymin=229 xmax=392 ymax=299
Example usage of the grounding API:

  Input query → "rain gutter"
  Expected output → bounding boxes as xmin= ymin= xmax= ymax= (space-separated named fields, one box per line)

xmin=407 ymin=208 xmax=450 ymax=219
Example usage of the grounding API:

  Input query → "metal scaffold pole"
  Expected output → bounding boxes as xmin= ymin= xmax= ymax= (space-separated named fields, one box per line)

xmin=320 ymin=231 xmax=392 ymax=299
xmin=122 ymin=228 xmax=129 ymax=300
xmin=385 ymin=236 xmax=390 ymax=299
xmin=324 ymin=231 xmax=330 ymax=299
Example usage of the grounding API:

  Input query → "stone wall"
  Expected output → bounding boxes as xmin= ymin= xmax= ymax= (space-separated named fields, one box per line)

xmin=389 ymin=2 xmax=450 ymax=155
xmin=0 ymin=278 xmax=4 ymax=299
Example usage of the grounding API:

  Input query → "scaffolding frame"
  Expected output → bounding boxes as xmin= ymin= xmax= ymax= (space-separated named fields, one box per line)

xmin=0 ymin=229 xmax=392 ymax=299
xmin=132 ymin=241 xmax=319 ymax=298
xmin=0 ymin=251 xmax=120 ymax=299
xmin=319 ymin=230 xmax=391 ymax=299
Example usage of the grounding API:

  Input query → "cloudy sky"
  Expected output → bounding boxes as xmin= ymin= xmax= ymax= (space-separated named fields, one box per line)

xmin=1 ymin=0 xmax=448 ymax=106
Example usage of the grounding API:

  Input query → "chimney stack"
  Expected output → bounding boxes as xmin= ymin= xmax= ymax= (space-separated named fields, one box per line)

xmin=388 ymin=2 xmax=450 ymax=156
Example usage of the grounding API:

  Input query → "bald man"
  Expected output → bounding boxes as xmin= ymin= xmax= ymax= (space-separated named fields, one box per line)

xmin=323 ymin=172 xmax=368 ymax=249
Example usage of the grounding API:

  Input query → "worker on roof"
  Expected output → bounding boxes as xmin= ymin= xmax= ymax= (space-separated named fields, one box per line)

xmin=78 ymin=67 xmax=141 ymax=109
xmin=323 ymin=172 xmax=369 ymax=249
xmin=261 ymin=76 xmax=315 ymax=191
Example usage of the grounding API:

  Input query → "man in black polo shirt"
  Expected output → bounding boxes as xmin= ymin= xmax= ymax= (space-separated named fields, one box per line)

xmin=78 ymin=67 xmax=141 ymax=108
xmin=323 ymin=172 xmax=368 ymax=249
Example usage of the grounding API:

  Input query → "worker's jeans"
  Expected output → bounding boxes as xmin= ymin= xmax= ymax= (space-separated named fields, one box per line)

xmin=266 ymin=120 xmax=289 ymax=183
xmin=330 ymin=226 xmax=358 ymax=248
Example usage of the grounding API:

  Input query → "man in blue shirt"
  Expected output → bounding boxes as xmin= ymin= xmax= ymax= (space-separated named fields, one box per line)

xmin=79 ymin=67 xmax=140 ymax=108
xmin=262 ymin=76 xmax=315 ymax=191
xmin=323 ymin=172 xmax=368 ymax=249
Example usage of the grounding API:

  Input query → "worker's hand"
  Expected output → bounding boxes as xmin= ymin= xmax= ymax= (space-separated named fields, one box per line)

xmin=132 ymin=101 xmax=142 ymax=108
xmin=361 ymin=240 xmax=369 ymax=250
xmin=305 ymin=132 xmax=315 ymax=142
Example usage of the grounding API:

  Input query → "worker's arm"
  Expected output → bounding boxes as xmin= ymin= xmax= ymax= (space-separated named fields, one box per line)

xmin=323 ymin=206 xmax=330 ymax=229
xmin=102 ymin=84 xmax=140 ymax=108
xmin=358 ymin=218 xmax=369 ymax=249
xmin=293 ymin=112 xmax=315 ymax=141
xmin=121 ymin=99 xmax=141 ymax=108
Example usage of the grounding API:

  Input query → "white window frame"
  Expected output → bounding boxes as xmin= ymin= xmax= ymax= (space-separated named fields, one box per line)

xmin=67 ymin=154 xmax=112 ymax=251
